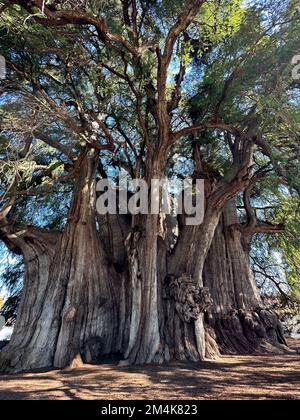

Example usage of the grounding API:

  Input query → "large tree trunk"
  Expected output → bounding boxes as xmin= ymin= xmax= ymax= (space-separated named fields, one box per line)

xmin=120 ymin=155 xmax=164 ymax=365
xmin=121 ymin=214 xmax=162 ymax=365
xmin=203 ymin=200 xmax=289 ymax=355
xmin=164 ymin=205 xmax=222 ymax=362
xmin=48 ymin=149 xmax=121 ymax=368
xmin=120 ymin=156 xmax=215 ymax=365
xmin=0 ymin=149 xmax=125 ymax=372
xmin=0 ymin=226 xmax=59 ymax=371
xmin=1 ymin=154 xmax=289 ymax=372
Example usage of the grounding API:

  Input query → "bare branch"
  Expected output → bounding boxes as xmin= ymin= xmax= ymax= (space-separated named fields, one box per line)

xmin=10 ymin=0 xmax=155 ymax=56
xmin=157 ymin=0 xmax=205 ymax=101
xmin=171 ymin=121 xmax=242 ymax=143
xmin=34 ymin=131 xmax=75 ymax=161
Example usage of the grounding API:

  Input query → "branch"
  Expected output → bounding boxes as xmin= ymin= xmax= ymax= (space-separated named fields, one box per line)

xmin=131 ymin=0 xmax=139 ymax=45
xmin=252 ymin=258 xmax=290 ymax=299
xmin=171 ymin=121 xmax=242 ymax=143
xmin=115 ymin=122 xmax=139 ymax=161
xmin=154 ymin=0 xmax=205 ymax=149
xmin=11 ymin=0 xmax=155 ymax=56
xmin=157 ymin=0 xmax=205 ymax=100
xmin=0 ymin=197 xmax=16 ymax=225
xmin=212 ymin=18 xmax=288 ymax=121
xmin=19 ymin=135 xmax=33 ymax=158
xmin=97 ymin=59 xmax=150 ymax=149
xmin=254 ymin=221 xmax=285 ymax=234
xmin=168 ymin=61 xmax=186 ymax=112
xmin=213 ymin=69 xmax=243 ymax=121
xmin=243 ymin=167 xmax=270 ymax=231
xmin=6 ymin=59 xmax=84 ymax=136
xmin=253 ymin=134 xmax=286 ymax=179
xmin=34 ymin=131 xmax=75 ymax=161
xmin=0 ymin=222 xmax=61 ymax=255
xmin=241 ymin=167 xmax=285 ymax=237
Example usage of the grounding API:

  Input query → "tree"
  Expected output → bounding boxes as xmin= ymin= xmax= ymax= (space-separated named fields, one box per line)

xmin=0 ymin=0 xmax=298 ymax=372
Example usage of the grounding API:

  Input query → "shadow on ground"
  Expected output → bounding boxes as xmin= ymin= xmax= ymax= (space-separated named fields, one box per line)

xmin=0 ymin=340 xmax=299 ymax=400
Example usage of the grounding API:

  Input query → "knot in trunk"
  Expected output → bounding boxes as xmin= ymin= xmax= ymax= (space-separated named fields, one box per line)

xmin=165 ymin=274 xmax=213 ymax=323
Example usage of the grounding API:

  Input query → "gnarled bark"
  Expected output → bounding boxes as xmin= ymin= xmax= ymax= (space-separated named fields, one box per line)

xmin=203 ymin=200 xmax=289 ymax=355
xmin=166 ymin=206 xmax=222 ymax=362
xmin=121 ymin=215 xmax=162 ymax=365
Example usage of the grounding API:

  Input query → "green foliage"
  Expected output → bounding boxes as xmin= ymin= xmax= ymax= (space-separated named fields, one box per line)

xmin=197 ymin=0 xmax=246 ymax=45
xmin=275 ymin=197 xmax=300 ymax=297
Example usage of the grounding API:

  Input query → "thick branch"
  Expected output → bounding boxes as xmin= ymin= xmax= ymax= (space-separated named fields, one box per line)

xmin=0 ymin=222 xmax=60 ymax=255
xmin=168 ymin=62 xmax=186 ymax=112
xmin=253 ymin=222 xmax=285 ymax=234
xmin=34 ymin=131 xmax=75 ymax=161
xmin=11 ymin=0 xmax=155 ymax=56
xmin=171 ymin=122 xmax=242 ymax=143
xmin=241 ymin=167 xmax=285 ymax=238
xmin=158 ymin=0 xmax=205 ymax=97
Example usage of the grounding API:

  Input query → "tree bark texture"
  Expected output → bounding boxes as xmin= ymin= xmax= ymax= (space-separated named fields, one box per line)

xmin=0 ymin=226 xmax=59 ymax=371
xmin=0 ymin=168 xmax=289 ymax=372
xmin=0 ymin=150 xmax=129 ymax=371
xmin=203 ymin=201 xmax=288 ymax=355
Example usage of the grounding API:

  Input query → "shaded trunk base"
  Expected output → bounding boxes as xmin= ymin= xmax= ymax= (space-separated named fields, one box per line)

xmin=210 ymin=308 xmax=291 ymax=355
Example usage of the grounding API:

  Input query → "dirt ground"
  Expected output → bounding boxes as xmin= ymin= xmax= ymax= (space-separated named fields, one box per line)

xmin=0 ymin=339 xmax=299 ymax=400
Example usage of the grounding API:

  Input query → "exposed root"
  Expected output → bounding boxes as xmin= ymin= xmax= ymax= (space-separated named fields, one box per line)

xmin=211 ymin=308 xmax=292 ymax=355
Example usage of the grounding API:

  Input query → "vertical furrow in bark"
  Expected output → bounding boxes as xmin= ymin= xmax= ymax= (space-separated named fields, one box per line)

xmin=123 ymin=215 xmax=161 ymax=365
xmin=52 ymin=149 xmax=120 ymax=368
xmin=121 ymin=156 xmax=165 ymax=365
xmin=97 ymin=213 xmax=132 ymax=354
xmin=157 ymin=236 xmax=169 ymax=362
